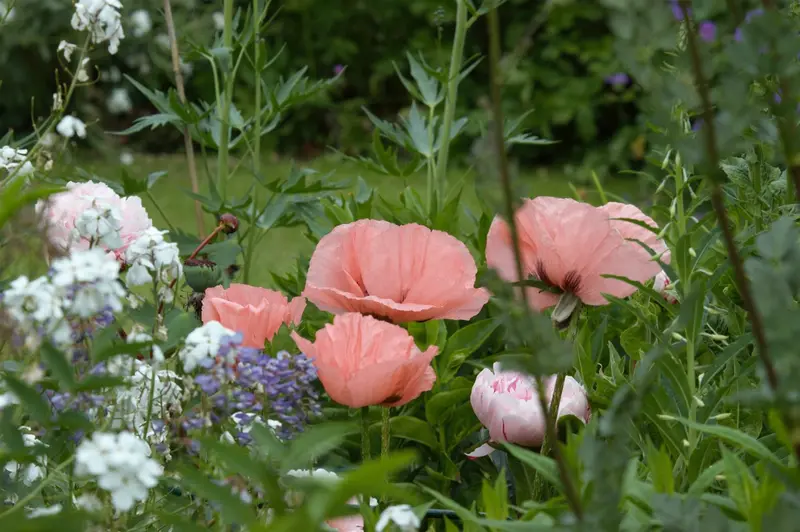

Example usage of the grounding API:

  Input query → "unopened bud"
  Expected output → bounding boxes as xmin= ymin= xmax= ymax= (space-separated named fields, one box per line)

xmin=219 ymin=213 xmax=239 ymax=234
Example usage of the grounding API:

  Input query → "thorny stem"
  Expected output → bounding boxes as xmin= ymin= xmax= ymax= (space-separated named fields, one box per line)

xmin=757 ymin=0 xmax=800 ymax=203
xmin=677 ymin=2 xmax=800 ymax=458
xmin=163 ymin=0 xmax=206 ymax=237
xmin=486 ymin=3 xmax=583 ymax=520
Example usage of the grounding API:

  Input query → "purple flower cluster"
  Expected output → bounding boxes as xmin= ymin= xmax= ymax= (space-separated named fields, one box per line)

xmin=181 ymin=334 xmax=321 ymax=442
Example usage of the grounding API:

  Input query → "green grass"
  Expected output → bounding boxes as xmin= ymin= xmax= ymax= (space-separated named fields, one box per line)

xmin=77 ymin=152 xmax=643 ymax=287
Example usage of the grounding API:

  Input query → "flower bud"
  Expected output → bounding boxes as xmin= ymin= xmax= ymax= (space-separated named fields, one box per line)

xmin=219 ymin=213 xmax=239 ymax=234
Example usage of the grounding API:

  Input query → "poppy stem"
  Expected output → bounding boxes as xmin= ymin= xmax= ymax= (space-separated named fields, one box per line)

xmin=541 ymin=374 xmax=565 ymax=457
xmin=381 ymin=407 xmax=391 ymax=458
xmin=360 ymin=406 xmax=371 ymax=462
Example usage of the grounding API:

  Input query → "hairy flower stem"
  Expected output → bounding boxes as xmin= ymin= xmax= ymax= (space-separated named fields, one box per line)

xmin=757 ymin=0 xmax=800 ymax=203
xmin=163 ymin=0 xmax=206 ymax=237
xmin=486 ymin=4 xmax=583 ymax=519
xmin=678 ymin=1 xmax=800 ymax=459
xmin=679 ymin=1 xmax=777 ymax=390
xmin=434 ymin=0 xmax=468 ymax=212
xmin=381 ymin=407 xmax=390 ymax=458
xmin=361 ymin=406 xmax=371 ymax=462
xmin=218 ymin=0 xmax=235 ymax=203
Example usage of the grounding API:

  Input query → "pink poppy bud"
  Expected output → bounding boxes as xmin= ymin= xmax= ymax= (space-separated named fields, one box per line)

xmin=291 ymin=313 xmax=438 ymax=408
xmin=467 ymin=365 xmax=590 ymax=457
xmin=302 ymin=220 xmax=489 ymax=323
xmin=202 ymin=284 xmax=306 ymax=348
xmin=653 ymin=271 xmax=678 ymax=304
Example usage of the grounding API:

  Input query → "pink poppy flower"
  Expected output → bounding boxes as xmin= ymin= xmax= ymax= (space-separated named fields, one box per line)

xmin=36 ymin=180 xmax=152 ymax=254
xmin=202 ymin=284 xmax=306 ymax=348
xmin=467 ymin=365 xmax=590 ymax=458
xmin=485 ymin=197 xmax=663 ymax=312
xmin=291 ymin=313 xmax=438 ymax=408
xmin=302 ymin=220 xmax=490 ymax=323
xmin=599 ymin=202 xmax=670 ymax=262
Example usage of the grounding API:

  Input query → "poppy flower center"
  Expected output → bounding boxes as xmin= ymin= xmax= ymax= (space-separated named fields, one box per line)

xmin=534 ymin=261 xmax=582 ymax=296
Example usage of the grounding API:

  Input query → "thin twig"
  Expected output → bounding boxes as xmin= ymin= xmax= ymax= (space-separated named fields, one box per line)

xmin=486 ymin=3 xmax=584 ymax=519
xmin=678 ymin=1 xmax=779 ymax=392
xmin=163 ymin=0 xmax=206 ymax=237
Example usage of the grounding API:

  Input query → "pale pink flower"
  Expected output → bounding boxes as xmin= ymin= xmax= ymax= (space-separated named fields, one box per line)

xmin=291 ymin=313 xmax=438 ymax=408
xmin=467 ymin=365 xmax=590 ymax=458
xmin=36 ymin=181 xmax=152 ymax=254
xmin=303 ymin=220 xmax=489 ymax=323
xmin=599 ymin=202 xmax=670 ymax=262
xmin=485 ymin=197 xmax=664 ymax=311
xmin=202 ymin=284 xmax=306 ymax=348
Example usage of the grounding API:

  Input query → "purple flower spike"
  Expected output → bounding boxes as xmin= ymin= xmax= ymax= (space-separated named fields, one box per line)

xmin=699 ymin=21 xmax=717 ymax=42
xmin=692 ymin=118 xmax=704 ymax=132
xmin=333 ymin=64 xmax=345 ymax=76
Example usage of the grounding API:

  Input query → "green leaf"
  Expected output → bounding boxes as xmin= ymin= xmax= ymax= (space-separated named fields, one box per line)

xmin=72 ymin=375 xmax=126 ymax=392
xmin=669 ymin=417 xmax=784 ymax=468
xmin=176 ymin=464 xmax=258 ymax=525
xmin=373 ymin=416 xmax=439 ymax=450
xmin=3 ymin=374 xmax=50 ymax=424
xmin=324 ymin=451 xmax=418 ymax=512
xmin=164 ymin=311 xmax=201 ymax=351
xmin=425 ymin=388 xmax=471 ymax=426
xmin=502 ymin=443 xmax=563 ymax=491
xmin=40 ymin=342 xmax=75 ymax=390
xmin=439 ymin=319 xmax=499 ymax=382
xmin=281 ymin=422 xmax=357 ymax=472
xmin=646 ymin=442 xmax=674 ymax=494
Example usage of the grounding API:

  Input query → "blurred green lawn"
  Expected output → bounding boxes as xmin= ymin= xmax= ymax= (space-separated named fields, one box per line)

xmin=77 ymin=152 xmax=644 ymax=287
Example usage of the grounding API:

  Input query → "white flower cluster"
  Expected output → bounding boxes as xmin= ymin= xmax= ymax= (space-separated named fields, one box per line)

xmin=5 ymin=428 xmax=47 ymax=486
xmin=71 ymin=0 xmax=125 ymax=55
xmin=2 ymin=275 xmax=72 ymax=347
xmin=75 ymin=431 xmax=162 ymax=512
xmin=107 ymin=87 xmax=133 ymax=114
xmin=1 ymin=248 xmax=126 ymax=348
xmin=74 ymin=199 xmax=123 ymax=249
xmin=51 ymin=248 xmax=125 ymax=319
xmin=179 ymin=321 xmax=235 ymax=372
xmin=0 ymin=146 xmax=33 ymax=176
xmin=124 ymin=228 xmax=182 ymax=296
xmin=129 ymin=9 xmax=151 ymax=37
xmin=111 ymin=358 xmax=182 ymax=451
xmin=56 ymin=116 xmax=87 ymax=139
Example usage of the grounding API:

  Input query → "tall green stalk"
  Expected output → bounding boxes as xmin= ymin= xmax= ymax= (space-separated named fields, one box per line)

xmin=218 ymin=0 xmax=235 ymax=202
xmin=434 ymin=0 xmax=468 ymax=211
